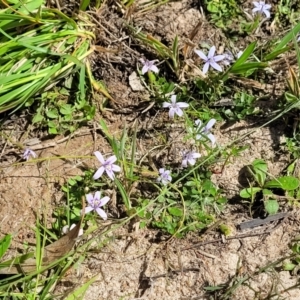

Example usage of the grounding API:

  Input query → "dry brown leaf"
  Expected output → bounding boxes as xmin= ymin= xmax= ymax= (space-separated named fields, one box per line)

xmin=0 ymin=197 xmax=85 ymax=274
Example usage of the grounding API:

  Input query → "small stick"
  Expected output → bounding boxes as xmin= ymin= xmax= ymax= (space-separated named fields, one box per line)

xmin=239 ymin=212 xmax=289 ymax=230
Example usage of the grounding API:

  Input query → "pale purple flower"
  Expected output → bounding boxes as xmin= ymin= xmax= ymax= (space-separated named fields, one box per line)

xmin=252 ymin=1 xmax=271 ymax=18
xmin=93 ymin=151 xmax=121 ymax=180
xmin=162 ymin=95 xmax=189 ymax=118
xmin=195 ymin=119 xmax=216 ymax=145
xmin=223 ymin=51 xmax=235 ymax=66
xmin=62 ymin=224 xmax=83 ymax=237
xmin=157 ymin=168 xmax=172 ymax=185
xmin=84 ymin=191 xmax=110 ymax=220
xmin=297 ymin=35 xmax=300 ymax=42
xmin=194 ymin=46 xmax=225 ymax=74
xmin=23 ymin=148 xmax=37 ymax=161
xmin=182 ymin=151 xmax=201 ymax=168
xmin=140 ymin=58 xmax=159 ymax=74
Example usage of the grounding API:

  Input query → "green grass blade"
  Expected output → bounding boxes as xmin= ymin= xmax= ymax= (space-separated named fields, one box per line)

xmin=273 ymin=21 xmax=300 ymax=52
xmin=65 ymin=275 xmax=98 ymax=300
xmin=0 ymin=234 xmax=12 ymax=260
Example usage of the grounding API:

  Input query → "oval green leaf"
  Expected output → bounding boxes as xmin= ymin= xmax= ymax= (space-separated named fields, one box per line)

xmin=168 ymin=207 xmax=183 ymax=217
xmin=265 ymin=176 xmax=299 ymax=190
xmin=240 ymin=187 xmax=261 ymax=198
xmin=264 ymin=199 xmax=279 ymax=215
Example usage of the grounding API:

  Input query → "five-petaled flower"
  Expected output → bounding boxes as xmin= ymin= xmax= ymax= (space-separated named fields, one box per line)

xmin=62 ymin=224 xmax=83 ymax=237
xmin=182 ymin=151 xmax=201 ymax=168
xmin=23 ymin=148 xmax=37 ymax=161
xmin=140 ymin=58 xmax=159 ymax=74
xmin=157 ymin=168 xmax=172 ymax=185
xmin=163 ymin=95 xmax=189 ymax=118
xmin=194 ymin=46 xmax=225 ymax=74
xmin=84 ymin=191 xmax=110 ymax=220
xmin=252 ymin=1 xmax=271 ymax=18
xmin=195 ymin=119 xmax=216 ymax=145
xmin=93 ymin=151 xmax=121 ymax=180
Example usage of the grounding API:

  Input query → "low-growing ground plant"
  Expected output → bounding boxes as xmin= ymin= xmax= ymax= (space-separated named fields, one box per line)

xmin=1 ymin=0 xmax=300 ymax=298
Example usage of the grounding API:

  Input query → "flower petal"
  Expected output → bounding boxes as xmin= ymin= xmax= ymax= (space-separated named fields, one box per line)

xmin=106 ymin=169 xmax=115 ymax=180
xmin=86 ymin=193 xmax=94 ymax=204
xmin=203 ymin=62 xmax=210 ymax=74
xmin=106 ymin=155 xmax=117 ymax=164
xmin=169 ymin=108 xmax=175 ymax=118
xmin=192 ymin=152 xmax=201 ymax=159
xmin=94 ymin=151 xmax=105 ymax=164
xmin=141 ymin=65 xmax=148 ymax=74
xmin=94 ymin=191 xmax=101 ymax=200
xmin=210 ymin=61 xmax=222 ymax=72
xmin=171 ymin=95 xmax=177 ymax=103
xmin=85 ymin=206 xmax=94 ymax=214
xmin=177 ymin=102 xmax=189 ymax=108
xmin=163 ymin=102 xmax=171 ymax=108
xmin=159 ymin=168 xmax=165 ymax=174
xmin=62 ymin=225 xmax=69 ymax=234
xmin=175 ymin=108 xmax=183 ymax=117
xmin=263 ymin=9 xmax=270 ymax=18
xmin=207 ymin=133 xmax=216 ymax=145
xmin=96 ymin=208 xmax=108 ymax=220
xmin=208 ymin=46 xmax=216 ymax=58
xmin=188 ymin=158 xmax=196 ymax=166
xmin=206 ymin=118 xmax=216 ymax=130
xmin=194 ymin=49 xmax=208 ymax=61
xmin=214 ymin=55 xmax=225 ymax=62
xmin=100 ymin=196 xmax=110 ymax=207
xmin=181 ymin=159 xmax=188 ymax=168
xmin=93 ymin=166 xmax=105 ymax=180
xmin=112 ymin=164 xmax=121 ymax=172
xmin=150 ymin=65 xmax=159 ymax=73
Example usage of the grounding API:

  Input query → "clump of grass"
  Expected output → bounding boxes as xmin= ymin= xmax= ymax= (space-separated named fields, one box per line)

xmin=0 ymin=0 xmax=95 ymax=113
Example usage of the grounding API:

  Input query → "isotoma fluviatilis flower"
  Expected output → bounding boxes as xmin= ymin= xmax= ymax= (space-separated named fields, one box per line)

xmin=162 ymin=95 xmax=189 ymax=118
xmin=93 ymin=151 xmax=121 ymax=180
xmin=195 ymin=119 xmax=216 ymax=145
xmin=252 ymin=1 xmax=271 ymax=18
xmin=84 ymin=191 xmax=110 ymax=220
xmin=182 ymin=151 xmax=201 ymax=168
xmin=157 ymin=168 xmax=172 ymax=185
xmin=140 ymin=58 xmax=159 ymax=74
xmin=62 ymin=224 xmax=83 ymax=237
xmin=223 ymin=51 xmax=235 ymax=66
xmin=23 ymin=148 xmax=37 ymax=161
xmin=194 ymin=46 xmax=225 ymax=74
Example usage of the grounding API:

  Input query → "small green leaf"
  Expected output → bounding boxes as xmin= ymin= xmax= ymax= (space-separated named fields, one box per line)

xmin=282 ymin=262 xmax=296 ymax=271
xmin=168 ymin=207 xmax=183 ymax=217
xmin=265 ymin=176 xmax=300 ymax=190
xmin=264 ymin=199 xmax=279 ymax=215
xmin=240 ymin=187 xmax=261 ymax=198
xmin=46 ymin=109 xmax=59 ymax=119
xmin=60 ymin=104 xmax=73 ymax=115
xmin=0 ymin=234 xmax=11 ymax=260
xmin=219 ymin=224 xmax=231 ymax=236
